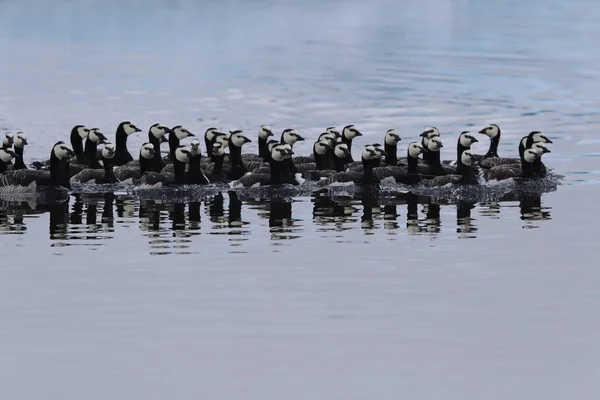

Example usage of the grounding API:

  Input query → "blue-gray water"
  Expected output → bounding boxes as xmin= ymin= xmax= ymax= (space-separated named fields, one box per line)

xmin=1 ymin=1 xmax=600 ymax=398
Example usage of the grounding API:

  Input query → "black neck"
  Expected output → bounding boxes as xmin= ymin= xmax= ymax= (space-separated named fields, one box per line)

xmin=139 ymin=156 xmax=153 ymax=175
xmin=188 ymin=155 xmax=203 ymax=183
xmin=362 ymin=158 xmax=375 ymax=181
xmin=484 ymin=136 xmax=500 ymax=158
xmin=322 ymin=150 xmax=336 ymax=170
xmin=458 ymin=164 xmax=478 ymax=184
xmin=213 ymin=154 xmax=224 ymax=173
xmin=70 ymin=132 xmax=87 ymax=164
xmin=457 ymin=142 xmax=469 ymax=166
xmin=421 ymin=137 xmax=430 ymax=163
xmin=384 ymin=142 xmax=397 ymax=165
xmin=14 ymin=146 xmax=26 ymax=169
xmin=50 ymin=156 xmax=70 ymax=188
xmin=149 ymin=134 xmax=164 ymax=172
xmin=174 ymin=159 xmax=187 ymax=185
xmin=116 ymin=132 xmax=132 ymax=163
xmin=229 ymin=144 xmax=245 ymax=170
xmin=342 ymin=136 xmax=354 ymax=163
xmin=269 ymin=159 xmax=287 ymax=184
xmin=533 ymin=159 xmax=545 ymax=175
xmin=0 ymin=160 xmax=7 ymax=173
xmin=407 ymin=151 xmax=419 ymax=174
xmin=258 ymin=137 xmax=268 ymax=158
xmin=521 ymin=160 xmax=536 ymax=179
xmin=84 ymin=139 xmax=101 ymax=168
xmin=169 ymin=133 xmax=180 ymax=158
xmin=205 ymin=137 xmax=215 ymax=161
xmin=103 ymin=159 xmax=117 ymax=183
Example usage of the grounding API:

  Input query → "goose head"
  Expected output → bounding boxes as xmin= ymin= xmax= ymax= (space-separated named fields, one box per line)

xmin=140 ymin=142 xmax=156 ymax=159
xmin=523 ymin=148 xmax=541 ymax=163
xmin=189 ymin=138 xmax=202 ymax=156
xmin=419 ymin=127 xmax=441 ymax=139
xmin=212 ymin=142 xmax=226 ymax=157
xmin=461 ymin=149 xmax=477 ymax=166
xmin=175 ymin=146 xmax=193 ymax=163
xmin=314 ymin=139 xmax=332 ymax=155
xmin=14 ymin=132 xmax=28 ymax=148
xmin=459 ymin=131 xmax=478 ymax=147
xmin=150 ymin=123 xmax=171 ymax=143
xmin=88 ymin=128 xmax=108 ymax=144
xmin=229 ymin=130 xmax=252 ymax=147
xmin=531 ymin=142 xmax=551 ymax=155
xmin=52 ymin=141 xmax=75 ymax=161
xmin=407 ymin=141 xmax=426 ymax=158
xmin=74 ymin=125 xmax=91 ymax=139
xmin=172 ymin=125 xmax=195 ymax=140
xmin=334 ymin=143 xmax=350 ymax=159
xmin=282 ymin=128 xmax=305 ymax=145
xmin=2 ymin=132 xmax=13 ymax=147
xmin=121 ymin=121 xmax=141 ymax=136
xmin=478 ymin=124 xmax=500 ymax=138
xmin=102 ymin=142 xmax=116 ymax=160
xmin=427 ymin=136 xmax=443 ymax=152
xmin=259 ymin=125 xmax=274 ymax=140
xmin=0 ymin=147 xmax=16 ymax=163
xmin=384 ymin=129 xmax=401 ymax=145
xmin=361 ymin=145 xmax=377 ymax=161
xmin=530 ymin=131 xmax=553 ymax=144
xmin=342 ymin=125 xmax=362 ymax=140
xmin=271 ymin=143 xmax=293 ymax=162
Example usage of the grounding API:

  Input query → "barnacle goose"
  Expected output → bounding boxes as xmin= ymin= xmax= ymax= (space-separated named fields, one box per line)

xmin=233 ymin=144 xmax=295 ymax=187
xmin=372 ymin=141 xmax=426 ymax=184
xmin=227 ymin=130 xmax=253 ymax=180
xmin=339 ymin=125 xmax=362 ymax=163
xmin=0 ymin=147 xmax=16 ymax=173
xmin=187 ymin=138 xmax=210 ymax=185
xmin=12 ymin=132 xmax=29 ymax=170
xmin=478 ymin=130 xmax=553 ymax=169
xmin=0 ymin=141 xmax=74 ymax=192
xmin=147 ymin=123 xmax=171 ymax=173
xmin=140 ymin=146 xmax=193 ymax=187
xmin=423 ymin=149 xmax=480 ymax=187
xmin=383 ymin=129 xmax=402 ymax=166
xmin=483 ymin=147 xmax=542 ymax=181
xmin=114 ymin=142 xmax=156 ymax=183
xmin=320 ymin=144 xmax=380 ymax=185
xmin=113 ymin=121 xmax=141 ymax=166
xmin=71 ymin=142 xmax=118 ymax=184
xmin=419 ymin=127 xmax=440 ymax=164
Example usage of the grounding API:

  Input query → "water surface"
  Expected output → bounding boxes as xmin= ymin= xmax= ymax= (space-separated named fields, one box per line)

xmin=1 ymin=0 xmax=599 ymax=399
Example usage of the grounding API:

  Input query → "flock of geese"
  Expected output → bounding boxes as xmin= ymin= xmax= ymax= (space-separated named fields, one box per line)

xmin=0 ymin=121 xmax=554 ymax=194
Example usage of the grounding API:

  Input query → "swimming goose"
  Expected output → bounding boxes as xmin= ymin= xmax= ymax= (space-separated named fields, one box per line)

xmin=383 ymin=129 xmax=402 ymax=166
xmin=167 ymin=125 xmax=195 ymax=162
xmin=419 ymin=127 xmax=440 ymax=164
xmin=2 ymin=132 xmax=13 ymax=148
xmin=483 ymin=147 xmax=541 ymax=181
xmin=340 ymin=124 xmax=363 ymax=163
xmin=84 ymin=128 xmax=108 ymax=169
xmin=113 ymin=121 xmax=141 ymax=166
xmin=243 ymin=125 xmax=273 ymax=162
xmin=320 ymin=144 xmax=380 ymax=185
xmin=71 ymin=142 xmax=118 ymax=184
xmin=0 ymin=141 xmax=74 ymax=191
xmin=373 ymin=141 xmax=426 ymax=184
xmin=12 ymin=132 xmax=28 ymax=170
xmin=227 ymin=130 xmax=252 ymax=180
xmin=0 ymin=147 xmax=16 ymax=173
xmin=478 ymin=130 xmax=553 ymax=169
xmin=204 ymin=142 xmax=227 ymax=183
xmin=147 ymin=123 xmax=171 ymax=173
xmin=423 ymin=149 xmax=480 ymax=187
xmin=234 ymin=144 xmax=295 ymax=187
xmin=187 ymin=138 xmax=210 ymax=185
xmin=140 ymin=146 xmax=193 ymax=187
xmin=114 ymin=142 xmax=156 ymax=183
xmin=477 ymin=123 xmax=501 ymax=161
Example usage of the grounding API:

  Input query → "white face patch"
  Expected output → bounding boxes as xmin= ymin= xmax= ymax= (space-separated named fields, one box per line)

xmin=314 ymin=140 xmax=330 ymax=155
xmin=271 ymin=145 xmax=287 ymax=162
xmin=0 ymin=148 xmax=15 ymax=163
xmin=532 ymin=132 xmax=551 ymax=143
xmin=89 ymin=129 xmax=101 ymax=143
xmin=259 ymin=125 xmax=273 ymax=140
xmin=283 ymin=129 xmax=303 ymax=144
xmin=151 ymin=124 xmax=168 ymax=138
xmin=231 ymin=133 xmax=250 ymax=147
xmin=481 ymin=124 xmax=499 ymax=138
xmin=459 ymin=132 xmax=477 ymax=147
xmin=14 ymin=133 xmax=27 ymax=148
xmin=189 ymin=139 xmax=202 ymax=155
xmin=408 ymin=142 xmax=425 ymax=158
xmin=343 ymin=125 xmax=361 ymax=140
xmin=140 ymin=143 xmax=155 ymax=159
xmin=212 ymin=143 xmax=225 ymax=156
xmin=334 ymin=143 xmax=349 ymax=158
xmin=361 ymin=145 xmax=376 ymax=160
xmin=53 ymin=143 xmax=72 ymax=160
xmin=427 ymin=137 xmax=443 ymax=151
xmin=77 ymin=126 xmax=90 ymax=139
xmin=521 ymin=137 xmax=528 ymax=148
xmin=461 ymin=150 xmax=474 ymax=166
xmin=124 ymin=122 xmax=140 ymax=136
xmin=175 ymin=147 xmax=192 ymax=163
xmin=326 ymin=127 xmax=339 ymax=134
xmin=214 ymin=134 xmax=229 ymax=148
xmin=385 ymin=129 xmax=400 ymax=145
xmin=532 ymin=142 xmax=550 ymax=154
xmin=102 ymin=143 xmax=116 ymax=159
xmin=173 ymin=126 xmax=193 ymax=140
xmin=523 ymin=149 xmax=539 ymax=163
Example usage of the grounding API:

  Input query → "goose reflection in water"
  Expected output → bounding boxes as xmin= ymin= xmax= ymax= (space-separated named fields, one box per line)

xmin=0 ymin=188 xmax=554 ymax=252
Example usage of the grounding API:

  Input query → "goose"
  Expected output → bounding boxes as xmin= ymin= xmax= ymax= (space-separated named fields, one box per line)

xmin=243 ymin=125 xmax=273 ymax=162
xmin=114 ymin=142 xmax=156 ymax=183
xmin=71 ymin=142 xmax=118 ymax=184
xmin=84 ymin=128 xmax=108 ymax=169
xmin=531 ymin=142 xmax=552 ymax=178
xmin=227 ymin=130 xmax=252 ymax=180
xmin=147 ymin=123 xmax=171 ymax=173
xmin=419 ymin=127 xmax=440 ymax=164
xmin=2 ymin=132 xmax=13 ymax=148
xmin=372 ymin=142 xmax=426 ymax=185
xmin=204 ymin=127 xmax=223 ymax=160
xmin=441 ymin=131 xmax=478 ymax=168
xmin=483 ymin=147 xmax=542 ymax=181
xmin=166 ymin=125 xmax=195 ymax=162
xmin=187 ymin=138 xmax=210 ymax=185
xmin=12 ymin=132 xmax=28 ymax=170
xmin=383 ymin=129 xmax=402 ymax=166
xmin=423 ymin=136 xmax=447 ymax=176
xmin=478 ymin=124 xmax=501 ymax=161
xmin=292 ymin=132 xmax=335 ymax=165
xmin=320 ymin=144 xmax=380 ymax=185
xmin=113 ymin=121 xmax=141 ymax=166
xmin=203 ymin=142 xmax=227 ymax=183
xmin=423 ymin=149 xmax=480 ymax=187
xmin=340 ymin=124 xmax=363 ymax=163
xmin=296 ymin=140 xmax=335 ymax=179
xmin=478 ymin=131 xmax=553 ymax=169
xmin=0 ymin=141 xmax=74 ymax=191
xmin=140 ymin=146 xmax=192 ymax=187
xmin=281 ymin=128 xmax=305 ymax=152
xmin=233 ymin=144 xmax=295 ymax=187
xmin=0 ymin=147 xmax=16 ymax=173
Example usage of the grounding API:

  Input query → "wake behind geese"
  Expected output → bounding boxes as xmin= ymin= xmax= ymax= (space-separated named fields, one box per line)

xmin=0 ymin=141 xmax=74 ymax=192
xmin=113 ymin=121 xmax=141 ymax=166
xmin=71 ymin=142 xmax=117 ymax=184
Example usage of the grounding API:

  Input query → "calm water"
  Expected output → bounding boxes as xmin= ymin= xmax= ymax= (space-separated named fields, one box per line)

xmin=1 ymin=0 xmax=600 ymax=398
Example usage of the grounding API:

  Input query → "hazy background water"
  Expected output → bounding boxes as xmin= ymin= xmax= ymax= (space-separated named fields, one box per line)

xmin=1 ymin=0 xmax=600 ymax=398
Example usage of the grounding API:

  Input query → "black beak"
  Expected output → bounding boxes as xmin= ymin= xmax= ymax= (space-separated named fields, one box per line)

xmin=419 ymin=131 xmax=429 ymax=138
xmin=546 ymin=138 xmax=554 ymax=144
xmin=542 ymin=148 xmax=551 ymax=154
xmin=243 ymin=136 xmax=252 ymax=144
xmin=187 ymin=132 xmax=195 ymax=137
xmin=133 ymin=125 xmax=142 ymax=133
xmin=471 ymin=137 xmax=479 ymax=143
xmin=266 ymin=130 xmax=274 ymax=137
xmin=354 ymin=131 xmax=363 ymax=137
xmin=478 ymin=129 xmax=487 ymax=134
xmin=296 ymin=135 xmax=306 ymax=141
